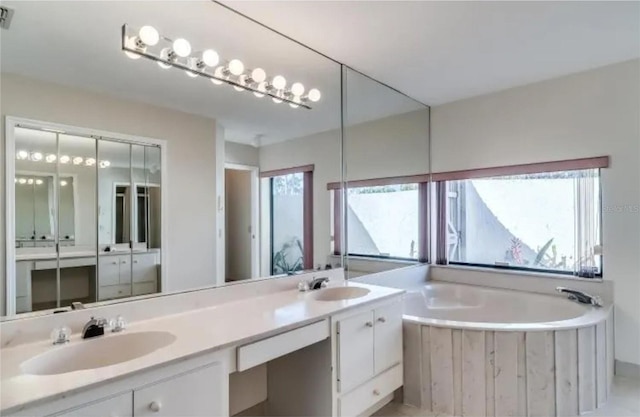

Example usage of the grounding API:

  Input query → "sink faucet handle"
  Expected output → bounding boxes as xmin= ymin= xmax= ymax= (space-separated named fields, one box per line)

xmin=51 ymin=326 xmax=71 ymax=345
xmin=109 ymin=315 xmax=127 ymax=333
xmin=298 ymin=280 xmax=310 ymax=292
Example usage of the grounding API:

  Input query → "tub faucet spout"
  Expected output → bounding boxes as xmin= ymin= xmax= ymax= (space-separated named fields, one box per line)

xmin=556 ymin=287 xmax=603 ymax=307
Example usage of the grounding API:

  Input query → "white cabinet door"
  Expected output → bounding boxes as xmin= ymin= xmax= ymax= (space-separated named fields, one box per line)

xmin=53 ymin=392 xmax=132 ymax=417
xmin=374 ymin=301 xmax=403 ymax=374
xmin=337 ymin=310 xmax=375 ymax=393
xmin=119 ymin=255 xmax=132 ymax=284
xmin=132 ymin=253 xmax=157 ymax=283
xmin=133 ymin=363 xmax=224 ymax=417
xmin=99 ymin=257 xmax=121 ymax=286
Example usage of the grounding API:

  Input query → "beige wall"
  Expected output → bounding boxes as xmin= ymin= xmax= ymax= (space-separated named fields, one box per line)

xmin=431 ymin=59 xmax=640 ymax=365
xmin=1 ymin=73 xmax=219 ymax=312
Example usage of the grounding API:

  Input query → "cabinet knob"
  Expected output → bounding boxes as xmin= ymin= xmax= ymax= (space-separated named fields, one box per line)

xmin=365 ymin=321 xmax=373 ymax=327
xmin=373 ymin=389 xmax=380 ymax=396
xmin=377 ymin=317 xmax=386 ymax=323
xmin=149 ymin=401 xmax=162 ymax=412
xmin=112 ymin=261 xmax=117 ymax=265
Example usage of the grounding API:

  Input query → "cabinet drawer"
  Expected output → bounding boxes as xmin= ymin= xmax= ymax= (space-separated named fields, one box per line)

xmin=133 ymin=362 xmax=224 ymax=416
xmin=133 ymin=281 xmax=157 ymax=296
xmin=338 ymin=364 xmax=402 ymax=417
xmin=51 ymin=392 xmax=132 ymax=417
xmin=99 ymin=284 xmax=132 ymax=301
xmin=237 ymin=319 xmax=329 ymax=372
xmin=132 ymin=253 xmax=158 ymax=283
xmin=99 ymin=257 xmax=121 ymax=286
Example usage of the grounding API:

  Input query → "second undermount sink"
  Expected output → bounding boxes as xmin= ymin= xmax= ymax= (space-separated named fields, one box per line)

xmin=21 ymin=331 xmax=177 ymax=376
xmin=314 ymin=286 xmax=371 ymax=301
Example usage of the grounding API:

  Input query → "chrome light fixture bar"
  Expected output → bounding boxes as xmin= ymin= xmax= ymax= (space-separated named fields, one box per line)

xmin=121 ymin=24 xmax=322 ymax=110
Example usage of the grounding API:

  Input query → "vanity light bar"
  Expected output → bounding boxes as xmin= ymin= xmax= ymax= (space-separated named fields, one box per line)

xmin=15 ymin=177 xmax=68 ymax=186
xmin=16 ymin=150 xmax=108 ymax=168
xmin=121 ymin=24 xmax=321 ymax=110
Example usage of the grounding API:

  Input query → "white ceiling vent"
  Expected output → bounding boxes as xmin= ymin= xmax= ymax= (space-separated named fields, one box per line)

xmin=0 ymin=6 xmax=14 ymax=30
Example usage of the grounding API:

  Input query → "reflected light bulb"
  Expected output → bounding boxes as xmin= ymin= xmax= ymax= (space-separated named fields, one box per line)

xmin=100 ymin=160 xmax=111 ymax=168
xmin=59 ymin=155 xmax=70 ymax=164
xmin=60 ymin=180 xmax=68 ymax=187
xmin=234 ymin=75 xmax=247 ymax=92
xmin=35 ymin=179 xmax=44 ymax=185
xmin=291 ymin=82 xmax=305 ymax=96
xmin=18 ymin=178 xmax=27 ymax=184
xmin=272 ymin=75 xmax=286 ymax=90
xmin=202 ymin=49 xmax=219 ymax=67
xmin=16 ymin=150 xmax=28 ymax=160
xmin=27 ymin=178 xmax=34 ymax=185
xmin=31 ymin=152 xmax=43 ymax=161
xmin=124 ymin=36 xmax=143 ymax=60
xmin=289 ymin=96 xmax=302 ymax=109
xmin=308 ymin=88 xmax=321 ymax=102
xmin=85 ymin=158 xmax=96 ymax=166
xmin=73 ymin=156 xmax=83 ymax=165
xmin=139 ymin=25 xmax=159 ymax=46
xmin=172 ymin=38 xmax=191 ymax=57
xmin=45 ymin=154 xmax=56 ymax=163
xmin=211 ymin=66 xmax=224 ymax=85
xmin=251 ymin=68 xmax=266 ymax=83
xmin=272 ymin=97 xmax=283 ymax=104
xmin=253 ymin=81 xmax=267 ymax=98
xmin=157 ymin=47 xmax=173 ymax=69
xmin=228 ymin=59 xmax=244 ymax=76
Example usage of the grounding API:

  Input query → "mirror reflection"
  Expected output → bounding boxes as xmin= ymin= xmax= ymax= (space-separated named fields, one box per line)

xmin=2 ymin=1 xmax=343 ymax=317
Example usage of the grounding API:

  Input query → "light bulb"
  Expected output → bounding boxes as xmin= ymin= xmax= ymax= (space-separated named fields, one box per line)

xmin=211 ymin=66 xmax=225 ymax=85
xmin=18 ymin=178 xmax=26 ymax=184
xmin=45 ymin=154 xmax=56 ymax=163
xmin=251 ymin=68 xmax=266 ymax=83
xmin=31 ymin=152 xmax=43 ymax=161
xmin=272 ymin=75 xmax=286 ymax=90
xmin=139 ymin=26 xmax=159 ymax=46
xmin=253 ymin=81 xmax=267 ymax=98
xmin=100 ymin=160 xmax=111 ymax=168
xmin=272 ymin=97 xmax=283 ymax=104
xmin=59 ymin=155 xmax=70 ymax=164
xmin=291 ymin=82 xmax=305 ymax=96
xmin=202 ymin=49 xmax=219 ymax=67
xmin=172 ymin=38 xmax=191 ymax=58
xmin=73 ymin=156 xmax=83 ymax=165
xmin=308 ymin=88 xmax=321 ymax=102
xmin=228 ymin=59 xmax=244 ymax=76
xmin=60 ymin=180 xmax=68 ymax=187
xmin=186 ymin=70 xmax=198 ymax=78
xmin=16 ymin=150 xmax=28 ymax=160
xmin=158 ymin=47 xmax=173 ymax=69
xmin=289 ymin=96 xmax=302 ymax=109
xmin=35 ymin=179 xmax=43 ymax=185
xmin=124 ymin=36 xmax=142 ymax=60
xmin=85 ymin=158 xmax=96 ymax=166
xmin=27 ymin=178 xmax=34 ymax=185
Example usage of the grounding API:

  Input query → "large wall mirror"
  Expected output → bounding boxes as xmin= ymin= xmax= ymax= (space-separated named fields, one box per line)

xmin=1 ymin=1 xmax=344 ymax=318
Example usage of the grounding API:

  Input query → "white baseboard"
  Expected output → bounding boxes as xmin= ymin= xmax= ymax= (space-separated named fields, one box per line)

xmin=615 ymin=359 xmax=640 ymax=379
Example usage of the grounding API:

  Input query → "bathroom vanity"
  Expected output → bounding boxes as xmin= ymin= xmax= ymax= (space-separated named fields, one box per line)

xmin=0 ymin=278 xmax=404 ymax=417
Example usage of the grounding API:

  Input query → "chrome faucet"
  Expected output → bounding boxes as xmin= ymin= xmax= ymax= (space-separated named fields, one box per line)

xmin=82 ymin=317 xmax=108 ymax=339
xmin=299 ymin=277 xmax=330 ymax=292
xmin=556 ymin=287 xmax=603 ymax=307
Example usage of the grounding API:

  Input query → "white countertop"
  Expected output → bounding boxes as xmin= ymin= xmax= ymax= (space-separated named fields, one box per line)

xmin=0 ymin=281 xmax=403 ymax=413
xmin=16 ymin=249 xmax=159 ymax=261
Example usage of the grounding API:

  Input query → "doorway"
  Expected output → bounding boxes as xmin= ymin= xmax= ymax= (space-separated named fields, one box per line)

xmin=225 ymin=164 xmax=259 ymax=281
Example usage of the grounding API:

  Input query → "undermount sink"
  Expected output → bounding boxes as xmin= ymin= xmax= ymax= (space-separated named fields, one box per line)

xmin=314 ymin=287 xmax=371 ymax=301
xmin=21 ymin=331 xmax=176 ymax=376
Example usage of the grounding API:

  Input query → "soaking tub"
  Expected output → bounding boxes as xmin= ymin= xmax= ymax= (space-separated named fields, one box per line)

xmin=401 ymin=282 xmax=613 ymax=417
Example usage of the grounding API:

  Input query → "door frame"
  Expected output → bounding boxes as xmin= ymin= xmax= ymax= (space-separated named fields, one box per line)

xmin=224 ymin=163 xmax=260 ymax=279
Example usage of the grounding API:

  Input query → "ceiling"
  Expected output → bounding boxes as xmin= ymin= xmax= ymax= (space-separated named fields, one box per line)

xmin=224 ymin=0 xmax=640 ymax=105
xmin=0 ymin=1 xmax=422 ymax=146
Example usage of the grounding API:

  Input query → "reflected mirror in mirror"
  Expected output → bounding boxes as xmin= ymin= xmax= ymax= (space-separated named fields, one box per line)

xmin=2 ymin=1 xmax=341 ymax=318
xmin=341 ymin=68 xmax=430 ymax=278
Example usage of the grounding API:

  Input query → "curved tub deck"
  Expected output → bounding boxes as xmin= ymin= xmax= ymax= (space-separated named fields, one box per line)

xmin=401 ymin=282 xmax=613 ymax=417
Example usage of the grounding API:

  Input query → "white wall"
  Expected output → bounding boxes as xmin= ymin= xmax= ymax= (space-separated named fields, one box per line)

xmin=1 ymin=73 xmax=219 ymax=311
xmin=431 ymin=59 xmax=640 ymax=366
xmin=225 ymin=169 xmax=252 ymax=281
xmin=225 ymin=141 xmax=259 ymax=167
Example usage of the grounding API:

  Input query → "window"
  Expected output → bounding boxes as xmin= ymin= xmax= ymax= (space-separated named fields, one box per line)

xmin=443 ymin=169 xmax=602 ymax=277
xmin=263 ymin=165 xmax=314 ymax=275
xmin=345 ymin=183 xmax=426 ymax=261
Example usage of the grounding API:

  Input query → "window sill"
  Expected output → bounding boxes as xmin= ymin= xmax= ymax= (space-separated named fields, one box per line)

xmin=434 ymin=263 xmax=604 ymax=283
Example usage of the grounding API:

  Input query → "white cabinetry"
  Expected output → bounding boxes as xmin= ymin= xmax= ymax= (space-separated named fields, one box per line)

xmin=99 ymin=253 xmax=158 ymax=301
xmin=335 ymin=297 xmax=403 ymax=416
xmin=53 ymin=392 xmax=132 ymax=417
